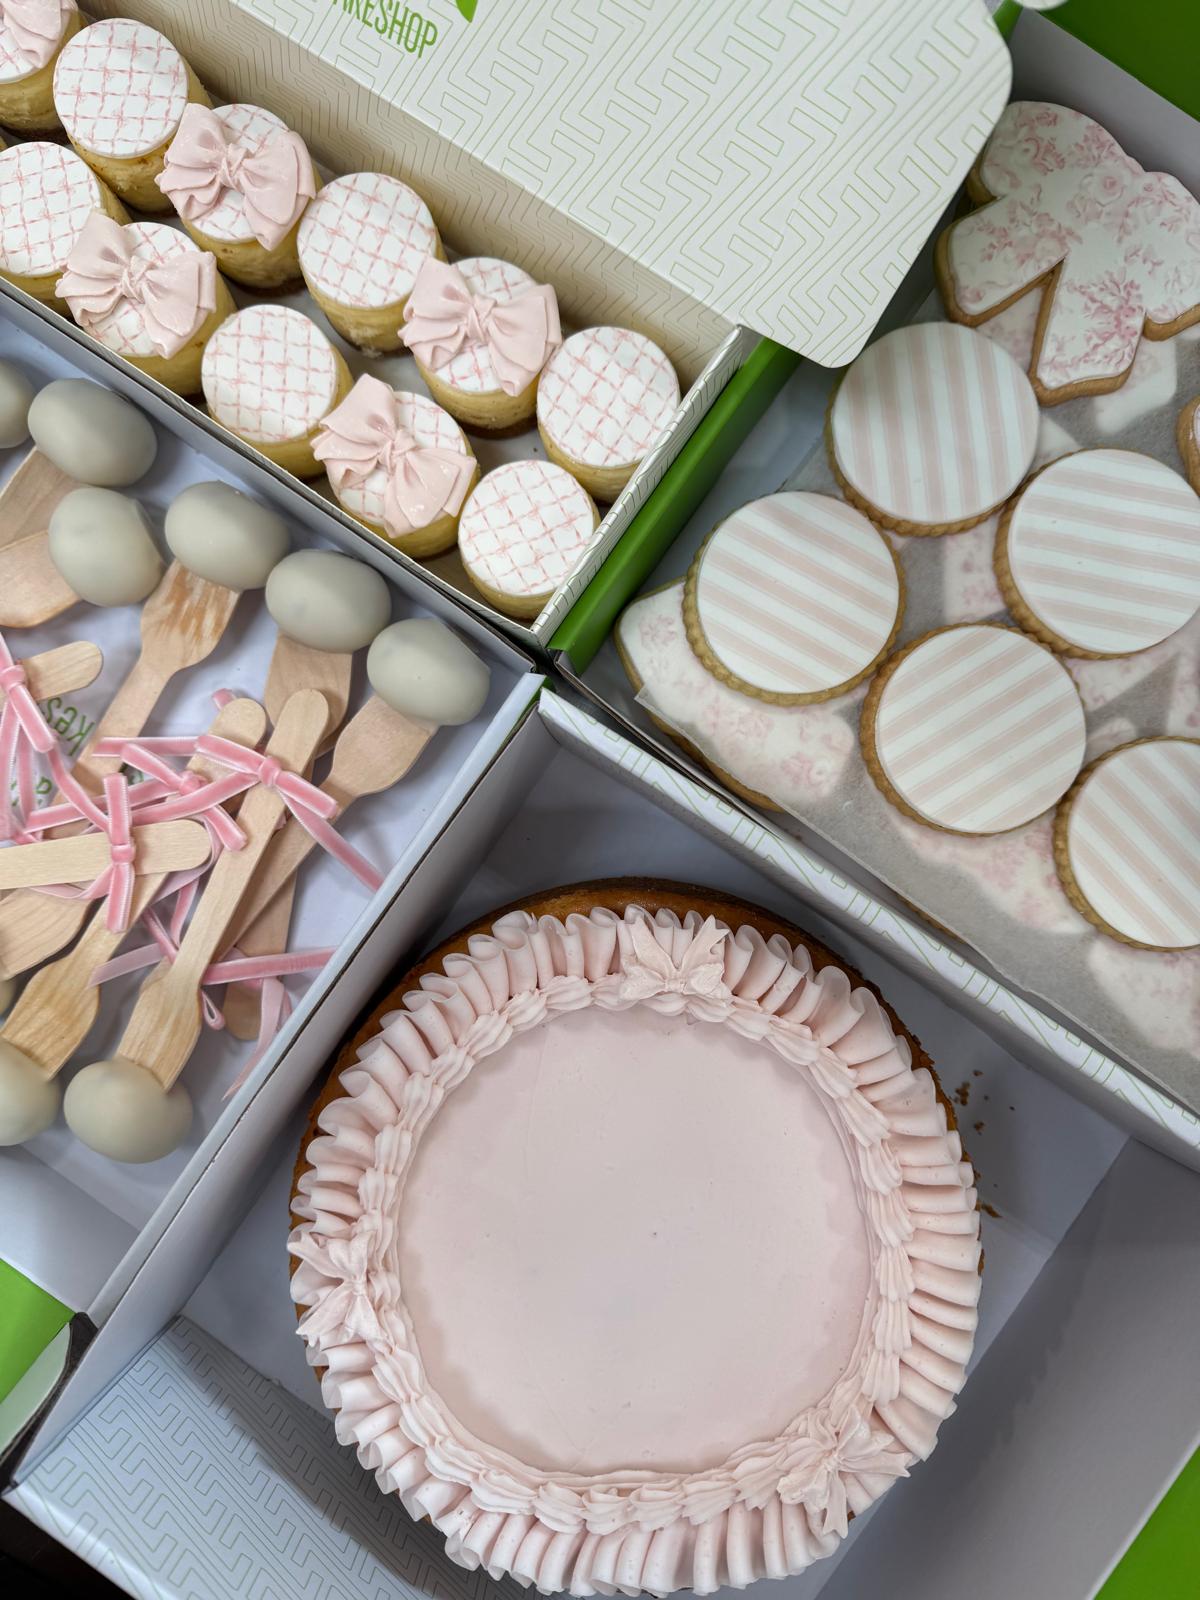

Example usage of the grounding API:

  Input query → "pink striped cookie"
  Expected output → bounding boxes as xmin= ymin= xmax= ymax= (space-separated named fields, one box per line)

xmin=1179 ymin=397 xmax=1200 ymax=496
xmin=53 ymin=18 xmax=208 ymax=212
xmin=298 ymin=172 xmax=439 ymax=351
xmin=201 ymin=305 xmax=352 ymax=477
xmin=536 ymin=327 xmax=680 ymax=501
xmin=0 ymin=141 xmax=125 ymax=305
xmin=683 ymin=493 xmax=903 ymax=704
xmin=828 ymin=322 xmax=1039 ymax=535
xmin=996 ymin=449 xmax=1200 ymax=659
xmin=1055 ymin=737 xmax=1200 ymax=949
xmin=0 ymin=0 xmax=80 ymax=133
xmin=862 ymin=623 xmax=1086 ymax=835
xmin=938 ymin=103 xmax=1200 ymax=405
xmin=457 ymin=459 xmax=598 ymax=620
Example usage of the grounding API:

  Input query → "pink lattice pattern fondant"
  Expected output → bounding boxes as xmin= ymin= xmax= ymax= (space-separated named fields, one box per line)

xmin=459 ymin=459 xmax=595 ymax=597
xmin=202 ymin=305 xmax=337 ymax=443
xmin=538 ymin=326 xmax=680 ymax=468
xmin=78 ymin=222 xmax=202 ymax=358
xmin=335 ymin=390 xmax=469 ymax=527
xmin=0 ymin=141 xmax=99 ymax=277
xmin=297 ymin=172 xmax=436 ymax=309
xmin=54 ymin=17 xmax=187 ymax=160
xmin=0 ymin=0 xmax=71 ymax=82
xmin=432 ymin=257 xmax=535 ymax=394
xmin=191 ymin=103 xmax=289 ymax=242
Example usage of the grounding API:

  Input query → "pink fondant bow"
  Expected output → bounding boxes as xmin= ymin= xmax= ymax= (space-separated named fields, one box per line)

xmin=156 ymin=103 xmax=315 ymax=250
xmin=0 ymin=1 xmax=68 ymax=70
xmin=0 ymin=635 xmax=57 ymax=842
xmin=313 ymin=374 xmax=474 ymax=538
xmin=401 ymin=257 xmax=560 ymax=397
xmin=56 ymin=213 xmax=218 ymax=359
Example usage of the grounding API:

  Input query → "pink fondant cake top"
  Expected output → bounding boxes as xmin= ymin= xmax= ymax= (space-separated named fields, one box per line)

xmin=537 ymin=326 xmax=680 ymax=470
xmin=404 ymin=255 xmax=553 ymax=395
xmin=202 ymin=305 xmax=338 ymax=443
xmin=0 ymin=140 xmax=99 ymax=277
xmin=57 ymin=217 xmax=216 ymax=360
xmin=0 ymin=0 xmax=73 ymax=83
xmin=457 ymin=458 xmax=595 ymax=600
xmin=289 ymin=903 xmax=981 ymax=1597
xmin=54 ymin=18 xmax=188 ymax=160
xmin=297 ymin=172 xmax=437 ymax=310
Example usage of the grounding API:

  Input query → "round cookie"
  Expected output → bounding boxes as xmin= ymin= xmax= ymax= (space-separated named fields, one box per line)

xmin=683 ymin=492 xmax=903 ymax=704
xmin=1054 ymin=737 xmax=1200 ymax=950
xmin=401 ymin=256 xmax=561 ymax=431
xmin=56 ymin=216 xmax=234 ymax=396
xmin=536 ymin=326 xmax=680 ymax=501
xmin=165 ymin=481 xmax=290 ymax=590
xmin=995 ymin=449 xmax=1200 ymax=659
xmin=264 ymin=548 xmax=390 ymax=653
xmin=297 ymin=172 xmax=440 ymax=351
xmin=48 ymin=486 xmax=163 ymax=605
xmin=0 ymin=0 xmax=81 ymax=132
xmin=156 ymin=102 xmax=317 ymax=290
xmin=828 ymin=321 xmax=1039 ymax=535
xmin=457 ymin=459 xmax=598 ymax=620
xmin=861 ymin=623 xmax=1086 ymax=835
xmin=201 ymin=306 xmax=352 ymax=477
xmin=313 ymin=375 xmax=476 ymax=558
xmin=1179 ymin=396 xmax=1200 ymax=496
xmin=53 ymin=17 xmax=210 ymax=212
xmin=0 ymin=140 xmax=128 ymax=309
xmin=27 ymin=377 xmax=157 ymax=485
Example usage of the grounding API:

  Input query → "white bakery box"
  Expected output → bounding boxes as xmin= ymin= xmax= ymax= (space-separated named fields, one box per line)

xmin=3 ymin=684 xmax=1199 ymax=1600
xmin=0 ymin=0 xmax=1010 ymax=652
xmin=563 ymin=9 xmax=1200 ymax=1169
xmin=0 ymin=283 xmax=536 ymax=1461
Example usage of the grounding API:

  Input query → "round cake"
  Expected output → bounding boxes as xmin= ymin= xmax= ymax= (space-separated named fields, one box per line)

xmin=290 ymin=883 xmax=981 ymax=1596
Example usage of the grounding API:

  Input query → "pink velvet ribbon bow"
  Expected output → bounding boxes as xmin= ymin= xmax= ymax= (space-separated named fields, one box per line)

xmin=56 ymin=213 xmax=218 ymax=358
xmin=401 ymin=257 xmax=560 ymax=396
xmin=0 ymin=0 xmax=68 ymax=71
xmin=23 ymin=774 xmax=148 ymax=934
xmin=0 ymin=634 xmax=59 ymax=842
xmin=313 ymin=374 xmax=475 ymax=537
xmin=156 ymin=103 xmax=316 ymax=250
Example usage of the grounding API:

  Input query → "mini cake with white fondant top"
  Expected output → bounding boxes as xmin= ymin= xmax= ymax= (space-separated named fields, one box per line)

xmin=456 ymin=457 xmax=598 ymax=619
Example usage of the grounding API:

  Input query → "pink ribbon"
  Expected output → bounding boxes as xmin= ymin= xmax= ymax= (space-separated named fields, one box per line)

xmin=32 ymin=773 xmax=145 ymax=934
xmin=313 ymin=374 xmax=475 ymax=538
xmin=0 ymin=1 xmax=68 ymax=71
xmin=401 ymin=257 xmax=560 ymax=396
xmin=93 ymin=736 xmax=249 ymax=853
xmin=156 ymin=103 xmax=316 ymax=250
xmin=56 ymin=213 xmax=218 ymax=359
xmin=0 ymin=636 xmax=58 ymax=842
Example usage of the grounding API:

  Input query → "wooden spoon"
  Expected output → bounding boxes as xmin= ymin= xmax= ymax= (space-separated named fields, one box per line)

xmin=0 ymin=561 xmax=241 ymax=976
xmin=1 ymin=697 xmax=266 ymax=1079
xmin=0 ymin=531 xmax=79 ymax=627
xmin=7 ymin=640 xmax=103 ymax=703
xmin=223 ymin=697 xmax=434 ymax=1038
xmin=0 ymin=450 xmax=79 ymax=549
xmin=0 ymin=820 xmax=209 ymax=888
xmin=108 ymin=690 xmax=328 ymax=1091
xmin=263 ymin=632 xmax=351 ymax=744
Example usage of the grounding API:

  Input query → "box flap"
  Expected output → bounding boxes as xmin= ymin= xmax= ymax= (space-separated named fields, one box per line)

xmin=232 ymin=0 xmax=1011 ymax=365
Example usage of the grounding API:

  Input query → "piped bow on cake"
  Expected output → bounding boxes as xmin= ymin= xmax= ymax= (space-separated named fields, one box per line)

xmin=401 ymin=257 xmax=561 ymax=396
xmin=56 ymin=214 xmax=217 ymax=358
xmin=314 ymin=374 xmax=475 ymax=537
xmin=156 ymin=103 xmax=316 ymax=249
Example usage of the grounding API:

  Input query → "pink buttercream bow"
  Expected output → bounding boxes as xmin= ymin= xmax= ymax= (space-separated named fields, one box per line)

xmin=312 ymin=374 xmax=474 ymax=538
xmin=0 ymin=636 xmax=57 ymax=842
xmin=156 ymin=103 xmax=316 ymax=250
xmin=56 ymin=213 xmax=218 ymax=359
xmin=0 ymin=0 xmax=68 ymax=70
xmin=401 ymin=257 xmax=560 ymax=397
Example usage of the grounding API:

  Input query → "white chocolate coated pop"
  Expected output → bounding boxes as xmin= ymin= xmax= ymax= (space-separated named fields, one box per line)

xmin=165 ymin=481 xmax=290 ymax=590
xmin=366 ymin=619 xmax=490 ymax=726
xmin=49 ymin=487 xmax=163 ymax=606
xmin=0 ymin=1040 xmax=59 ymax=1146
xmin=0 ymin=359 xmax=33 ymax=448
xmin=28 ymin=379 xmax=157 ymax=486
xmin=265 ymin=548 xmax=390 ymax=653
xmin=64 ymin=1056 xmax=192 ymax=1163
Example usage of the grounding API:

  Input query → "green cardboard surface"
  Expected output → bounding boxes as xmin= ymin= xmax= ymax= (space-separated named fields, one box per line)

xmin=1099 ymin=1448 xmax=1200 ymax=1598
xmin=0 ymin=1260 xmax=71 ymax=1405
xmin=1047 ymin=0 xmax=1200 ymax=122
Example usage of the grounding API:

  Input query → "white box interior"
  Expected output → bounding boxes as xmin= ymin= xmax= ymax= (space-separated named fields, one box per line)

xmin=8 ymin=698 xmax=1198 ymax=1600
xmin=0 ymin=296 xmax=535 ymax=1359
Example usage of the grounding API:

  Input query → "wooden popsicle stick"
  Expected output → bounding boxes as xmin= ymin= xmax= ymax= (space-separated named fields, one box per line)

xmin=12 ymin=640 xmax=103 ymax=701
xmin=0 ymin=819 xmax=209 ymax=889
xmin=1 ymin=697 xmax=266 ymax=1078
xmin=0 ymin=531 xmax=79 ymax=627
xmin=223 ymin=697 xmax=434 ymax=1039
xmin=113 ymin=690 xmax=328 ymax=1090
xmin=0 ymin=562 xmax=241 ymax=976
xmin=263 ymin=632 xmax=351 ymax=745
xmin=0 ymin=450 xmax=79 ymax=549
